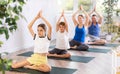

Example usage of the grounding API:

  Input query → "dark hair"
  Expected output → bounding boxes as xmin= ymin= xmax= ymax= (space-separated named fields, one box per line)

xmin=59 ymin=22 xmax=65 ymax=26
xmin=92 ymin=14 xmax=97 ymax=17
xmin=78 ymin=15 xmax=84 ymax=18
xmin=37 ymin=23 xmax=46 ymax=31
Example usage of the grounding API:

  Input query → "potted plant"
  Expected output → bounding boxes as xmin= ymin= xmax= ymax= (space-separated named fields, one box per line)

xmin=0 ymin=0 xmax=26 ymax=74
xmin=102 ymin=0 xmax=119 ymax=42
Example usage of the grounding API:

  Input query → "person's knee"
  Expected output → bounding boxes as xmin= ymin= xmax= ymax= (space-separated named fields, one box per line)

xmin=11 ymin=64 xmax=17 ymax=68
xmin=100 ymin=39 xmax=106 ymax=44
xmin=65 ymin=53 xmax=71 ymax=58
xmin=77 ymin=44 xmax=89 ymax=51
xmin=83 ymin=45 xmax=89 ymax=51
xmin=103 ymin=40 xmax=107 ymax=44
xmin=42 ymin=65 xmax=51 ymax=72
xmin=44 ymin=67 xmax=51 ymax=72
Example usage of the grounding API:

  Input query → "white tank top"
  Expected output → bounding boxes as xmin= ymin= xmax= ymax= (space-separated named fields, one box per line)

xmin=34 ymin=34 xmax=50 ymax=53
xmin=55 ymin=31 xmax=70 ymax=50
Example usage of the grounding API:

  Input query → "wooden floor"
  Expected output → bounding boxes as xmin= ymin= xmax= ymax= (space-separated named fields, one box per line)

xmin=2 ymin=40 xmax=119 ymax=74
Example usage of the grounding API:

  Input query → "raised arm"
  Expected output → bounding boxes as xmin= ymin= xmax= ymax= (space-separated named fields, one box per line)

xmin=89 ymin=8 xmax=94 ymax=16
xmin=56 ymin=13 xmax=62 ymax=32
xmin=89 ymin=6 xmax=103 ymax=24
xmin=28 ymin=11 xmax=41 ymax=37
xmin=95 ymin=10 xmax=103 ymax=24
xmin=72 ymin=9 xmax=79 ymax=26
xmin=62 ymin=11 xmax=68 ymax=32
xmin=80 ymin=5 xmax=89 ymax=27
xmin=41 ymin=12 xmax=52 ymax=39
xmin=88 ymin=7 xmax=95 ymax=26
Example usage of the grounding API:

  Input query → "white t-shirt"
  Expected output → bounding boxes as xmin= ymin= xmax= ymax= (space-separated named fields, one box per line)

xmin=55 ymin=31 xmax=70 ymax=50
xmin=34 ymin=34 xmax=50 ymax=53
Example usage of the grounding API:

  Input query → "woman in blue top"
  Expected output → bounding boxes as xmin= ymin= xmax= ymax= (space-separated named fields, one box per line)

xmin=88 ymin=6 xmax=106 ymax=45
xmin=69 ymin=5 xmax=89 ymax=51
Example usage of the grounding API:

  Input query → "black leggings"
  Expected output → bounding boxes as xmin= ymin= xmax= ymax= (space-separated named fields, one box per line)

xmin=69 ymin=40 xmax=89 ymax=51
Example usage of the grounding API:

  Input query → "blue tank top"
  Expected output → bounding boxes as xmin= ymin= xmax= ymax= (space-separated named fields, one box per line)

xmin=73 ymin=26 xmax=86 ymax=43
xmin=88 ymin=23 xmax=100 ymax=37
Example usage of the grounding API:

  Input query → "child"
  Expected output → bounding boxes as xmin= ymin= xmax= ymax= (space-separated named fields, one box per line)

xmin=48 ymin=11 xmax=71 ymax=58
xmin=11 ymin=10 xmax=52 ymax=72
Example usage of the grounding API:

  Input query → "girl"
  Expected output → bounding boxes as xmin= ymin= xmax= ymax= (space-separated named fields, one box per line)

xmin=69 ymin=5 xmax=89 ymax=51
xmin=11 ymin=10 xmax=52 ymax=72
xmin=48 ymin=11 xmax=71 ymax=58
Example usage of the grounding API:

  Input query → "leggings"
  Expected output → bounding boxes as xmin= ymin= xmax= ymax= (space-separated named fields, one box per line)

xmin=69 ymin=40 xmax=89 ymax=51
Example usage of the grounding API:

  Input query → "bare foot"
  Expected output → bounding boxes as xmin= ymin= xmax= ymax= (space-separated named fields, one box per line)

xmin=48 ymin=54 xmax=57 ymax=57
xmin=87 ymin=42 xmax=94 ymax=44
xmin=24 ymin=64 xmax=33 ymax=68
xmin=24 ymin=65 xmax=40 ymax=70
xmin=11 ymin=60 xmax=17 ymax=66
xmin=71 ymin=45 xmax=77 ymax=49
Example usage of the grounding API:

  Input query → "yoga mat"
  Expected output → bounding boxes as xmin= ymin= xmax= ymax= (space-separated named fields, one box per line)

xmin=50 ymin=44 xmax=119 ymax=48
xmin=10 ymin=67 xmax=77 ymax=74
xmin=89 ymin=43 xmax=120 ymax=47
xmin=18 ymin=51 xmax=33 ymax=56
xmin=68 ymin=48 xmax=111 ymax=53
xmin=88 ymin=48 xmax=111 ymax=53
xmin=18 ymin=51 xmax=94 ymax=63
xmin=49 ymin=44 xmax=119 ymax=53
xmin=48 ymin=56 xmax=94 ymax=63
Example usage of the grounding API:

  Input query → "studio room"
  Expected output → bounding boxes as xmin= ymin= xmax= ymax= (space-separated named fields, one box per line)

xmin=0 ymin=0 xmax=120 ymax=74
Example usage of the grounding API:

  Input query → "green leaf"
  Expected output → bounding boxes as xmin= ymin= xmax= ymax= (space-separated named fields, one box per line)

xmin=13 ymin=0 xmax=16 ymax=2
xmin=14 ymin=25 xmax=17 ymax=30
xmin=14 ymin=16 xmax=19 ymax=20
xmin=0 ymin=61 xmax=2 ymax=71
xmin=0 ymin=0 xmax=8 ymax=5
xmin=18 ymin=6 xmax=22 ymax=12
xmin=3 ymin=28 xmax=9 ymax=40
xmin=9 ymin=27 xmax=13 ymax=33
xmin=13 ymin=6 xmax=19 ymax=14
xmin=5 ymin=12 xmax=9 ymax=17
xmin=18 ymin=0 xmax=25 ymax=6
xmin=0 ymin=41 xmax=3 ymax=46
xmin=0 ymin=20 xmax=2 ymax=25
xmin=5 ymin=59 xmax=12 ymax=70
xmin=9 ymin=25 xmax=17 ymax=32
xmin=0 ymin=27 xmax=4 ymax=34
xmin=3 ymin=59 xmax=7 ymax=63
xmin=8 ymin=0 xmax=13 ymax=3
xmin=0 ymin=0 xmax=26 ymax=41
xmin=5 ymin=17 xmax=17 ymax=26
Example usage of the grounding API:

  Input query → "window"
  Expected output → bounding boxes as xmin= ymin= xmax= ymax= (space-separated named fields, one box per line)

xmin=57 ymin=0 xmax=93 ymax=12
xmin=57 ymin=0 xmax=73 ymax=11
xmin=78 ymin=0 xmax=92 ymax=11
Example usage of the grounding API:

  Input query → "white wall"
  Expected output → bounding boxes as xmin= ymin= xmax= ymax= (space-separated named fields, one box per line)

xmin=0 ymin=0 xmax=60 ymax=53
xmin=0 ymin=0 xmax=77 ymax=53
xmin=0 ymin=0 xmax=93 ymax=53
